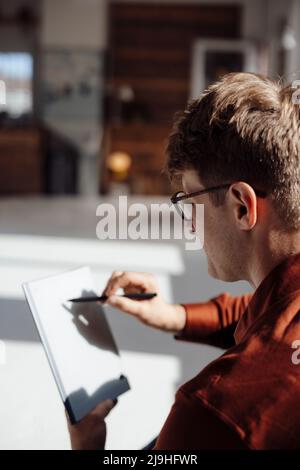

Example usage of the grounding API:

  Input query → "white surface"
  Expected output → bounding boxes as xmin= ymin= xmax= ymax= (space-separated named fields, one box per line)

xmin=0 ymin=341 xmax=179 ymax=450
xmin=0 ymin=197 xmax=250 ymax=449
xmin=0 ymin=234 xmax=184 ymax=277
xmin=0 ymin=231 xmax=190 ymax=449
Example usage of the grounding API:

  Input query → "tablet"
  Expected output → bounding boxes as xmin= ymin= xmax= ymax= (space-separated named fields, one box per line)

xmin=22 ymin=266 xmax=130 ymax=424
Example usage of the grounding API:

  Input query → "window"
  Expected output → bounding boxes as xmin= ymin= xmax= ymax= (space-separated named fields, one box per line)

xmin=0 ymin=53 xmax=33 ymax=117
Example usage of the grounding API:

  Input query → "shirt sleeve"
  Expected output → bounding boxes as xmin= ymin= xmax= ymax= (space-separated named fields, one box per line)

xmin=175 ymin=292 xmax=253 ymax=349
xmin=153 ymin=388 xmax=247 ymax=450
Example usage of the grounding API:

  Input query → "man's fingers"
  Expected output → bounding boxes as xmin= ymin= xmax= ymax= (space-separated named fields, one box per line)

xmin=93 ymin=398 xmax=117 ymax=419
xmin=101 ymin=271 xmax=124 ymax=296
xmin=123 ymin=285 xmax=141 ymax=294
xmin=106 ymin=295 xmax=143 ymax=316
xmin=66 ymin=398 xmax=117 ymax=431
xmin=65 ymin=408 xmax=72 ymax=426
xmin=103 ymin=272 xmax=151 ymax=296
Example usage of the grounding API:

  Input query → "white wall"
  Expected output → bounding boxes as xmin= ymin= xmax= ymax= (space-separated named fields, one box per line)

xmin=0 ymin=196 xmax=250 ymax=449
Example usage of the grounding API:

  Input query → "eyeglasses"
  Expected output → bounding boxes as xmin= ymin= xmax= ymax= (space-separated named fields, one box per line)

xmin=170 ymin=183 xmax=267 ymax=221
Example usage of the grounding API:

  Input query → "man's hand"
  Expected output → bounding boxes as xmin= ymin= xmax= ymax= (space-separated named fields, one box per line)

xmin=102 ymin=271 xmax=186 ymax=333
xmin=66 ymin=398 xmax=117 ymax=450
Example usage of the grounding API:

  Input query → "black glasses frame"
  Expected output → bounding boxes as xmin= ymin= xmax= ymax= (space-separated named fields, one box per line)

xmin=170 ymin=183 xmax=267 ymax=204
xmin=170 ymin=183 xmax=268 ymax=221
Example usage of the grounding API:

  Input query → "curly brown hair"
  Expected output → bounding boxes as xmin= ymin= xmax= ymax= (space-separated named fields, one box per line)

xmin=166 ymin=72 xmax=300 ymax=230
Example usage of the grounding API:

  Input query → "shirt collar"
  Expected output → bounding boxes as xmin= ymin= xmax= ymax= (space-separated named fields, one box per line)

xmin=234 ymin=251 xmax=300 ymax=344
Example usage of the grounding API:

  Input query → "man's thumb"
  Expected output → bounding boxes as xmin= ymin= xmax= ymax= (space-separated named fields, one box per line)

xmin=98 ymin=398 xmax=118 ymax=418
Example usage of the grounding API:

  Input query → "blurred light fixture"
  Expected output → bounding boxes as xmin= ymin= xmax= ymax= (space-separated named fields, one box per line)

xmin=118 ymin=85 xmax=134 ymax=103
xmin=107 ymin=151 xmax=132 ymax=181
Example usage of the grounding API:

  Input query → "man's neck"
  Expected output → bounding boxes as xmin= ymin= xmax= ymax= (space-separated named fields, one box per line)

xmin=248 ymin=232 xmax=300 ymax=289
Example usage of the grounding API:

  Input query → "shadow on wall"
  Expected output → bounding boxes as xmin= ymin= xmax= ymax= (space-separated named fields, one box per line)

xmin=65 ymin=375 xmax=130 ymax=425
xmin=62 ymin=289 xmax=120 ymax=353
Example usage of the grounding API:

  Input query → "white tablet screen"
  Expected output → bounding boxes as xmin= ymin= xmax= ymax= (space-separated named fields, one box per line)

xmin=23 ymin=266 xmax=130 ymax=423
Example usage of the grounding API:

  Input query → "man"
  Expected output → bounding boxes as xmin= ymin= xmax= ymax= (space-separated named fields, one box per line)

xmin=67 ymin=73 xmax=300 ymax=449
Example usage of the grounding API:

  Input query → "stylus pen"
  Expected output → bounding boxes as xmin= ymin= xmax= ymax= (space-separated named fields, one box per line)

xmin=68 ymin=293 xmax=157 ymax=303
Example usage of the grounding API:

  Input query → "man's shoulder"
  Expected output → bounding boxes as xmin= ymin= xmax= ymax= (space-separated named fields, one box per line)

xmin=178 ymin=346 xmax=239 ymax=398
xmin=176 ymin=336 xmax=300 ymax=449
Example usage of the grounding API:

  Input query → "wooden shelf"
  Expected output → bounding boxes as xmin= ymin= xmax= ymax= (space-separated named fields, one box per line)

xmin=104 ymin=2 xmax=242 ymax=194
xmin=0 ymin=129 xmax=43 ymax=194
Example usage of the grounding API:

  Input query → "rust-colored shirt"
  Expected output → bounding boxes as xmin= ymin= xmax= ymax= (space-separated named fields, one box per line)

xmin=154 ymin=253 xmax=300 ymax=450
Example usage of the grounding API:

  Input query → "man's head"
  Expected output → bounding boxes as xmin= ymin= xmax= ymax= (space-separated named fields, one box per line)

xmin=167 ymin=72 xmax=300 ymax=284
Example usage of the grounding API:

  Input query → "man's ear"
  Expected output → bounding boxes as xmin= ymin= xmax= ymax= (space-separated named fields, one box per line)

xmin=229 ymin=183 xmax=257 ymax=230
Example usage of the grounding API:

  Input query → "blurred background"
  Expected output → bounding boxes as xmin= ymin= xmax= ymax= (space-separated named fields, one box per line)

xmin=0 ymin=0 xmax=299 ymax=450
